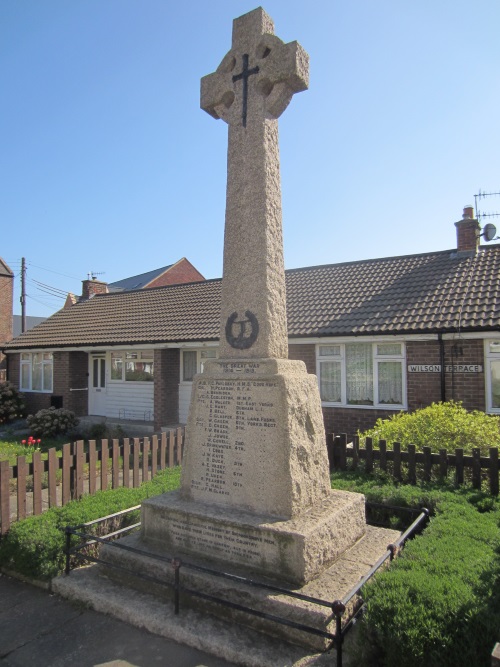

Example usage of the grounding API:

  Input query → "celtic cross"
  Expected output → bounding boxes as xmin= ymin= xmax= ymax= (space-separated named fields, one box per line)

xmin=201 ymin=8 xmax=309 ymax=359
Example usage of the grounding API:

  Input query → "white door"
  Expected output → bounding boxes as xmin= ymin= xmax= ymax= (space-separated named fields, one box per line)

xmin=89 ymin=354 xmax=107 ymax=416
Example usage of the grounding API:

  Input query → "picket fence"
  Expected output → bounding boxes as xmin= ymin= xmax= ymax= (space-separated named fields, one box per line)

xmin=0 ymin=427 xmax=185 ymax=535
xmin=328 ymin=433 xmax=500 ymax=495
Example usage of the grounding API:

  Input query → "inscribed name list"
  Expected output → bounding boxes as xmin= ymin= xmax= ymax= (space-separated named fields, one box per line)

xmin=186 ymin=362 xmax=287 ymax=514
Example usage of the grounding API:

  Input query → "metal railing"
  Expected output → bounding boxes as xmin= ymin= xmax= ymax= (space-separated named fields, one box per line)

xmin=64 ymin=503 xmax=430 ymax=666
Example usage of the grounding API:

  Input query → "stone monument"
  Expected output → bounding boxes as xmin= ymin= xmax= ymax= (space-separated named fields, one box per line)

xmin=140 ymin=6 xmax=366 ymax=586
xmin=54 ymin=10 xmax=401 ymax=659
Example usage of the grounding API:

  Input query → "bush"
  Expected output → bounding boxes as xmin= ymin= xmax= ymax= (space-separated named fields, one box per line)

xmin=359 ymin=401 xmax=500 ymax=455
xmin=331 ymin=472 xmax=500 ymax=667
xmin=0 ymin=381 xmax=26 ymax=424
xmin=0 ymin=466 xmax=181 ymax=580
xmin=26 ymin=407 xmax=79 ymax=438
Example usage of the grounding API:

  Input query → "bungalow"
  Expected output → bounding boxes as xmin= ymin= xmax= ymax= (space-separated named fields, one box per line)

xmin=3 ymin=209 xmax=500 ymax=436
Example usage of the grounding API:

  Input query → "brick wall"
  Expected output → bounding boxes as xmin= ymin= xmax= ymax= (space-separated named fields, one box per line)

xmin=288 ymin=343 xmax=316 ymax=374
xmin=0 ymin=271 xmax=13 ymax=379
xmin=147 ymin=259 xmax=205 ymax=289
xmin=154 ymin=349 xmax=180 ymax=429
xmin=52 ymin=351 xmax=89 ymax=415
xmin=7 ymin=351 xmax=89 ymax=416
xmin=407 ymin=339 xmax=485 ymax=411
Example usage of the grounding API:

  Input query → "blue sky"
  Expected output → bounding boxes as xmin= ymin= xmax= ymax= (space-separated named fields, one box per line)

xmin=2 ymin=1 xmax=500 ymax=317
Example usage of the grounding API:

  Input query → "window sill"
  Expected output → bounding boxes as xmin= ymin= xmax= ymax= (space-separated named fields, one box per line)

xmin=321 ymin=402 xmax=406 ymax=411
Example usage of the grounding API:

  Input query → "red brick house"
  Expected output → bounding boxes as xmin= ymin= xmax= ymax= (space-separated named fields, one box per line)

xmin=0 ymin=258 xmax=14 ymax=382
xmin=3 ymin=211 xmax=500 ymax=436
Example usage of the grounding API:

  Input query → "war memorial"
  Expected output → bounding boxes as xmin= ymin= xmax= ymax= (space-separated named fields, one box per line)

xmin=55 ymin=9 xmax=399 ymax=665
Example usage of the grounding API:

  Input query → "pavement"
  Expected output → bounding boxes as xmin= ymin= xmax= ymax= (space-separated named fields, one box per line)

xmin=0 ymin=572 xmax=236 ymax=667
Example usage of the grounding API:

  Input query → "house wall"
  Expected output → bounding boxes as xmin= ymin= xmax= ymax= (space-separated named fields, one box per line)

xmin=322 ymin=338 xmax=486 ymax=437
xmin=154 ymin=349 xmax=180 ymax=429
xmin=147 ymin=259 xmax=205 ymax=289
xmin=0 ymin=272 xmax=13 ymax=382
xmin=53 ymin=351 xmax=89 ymax=415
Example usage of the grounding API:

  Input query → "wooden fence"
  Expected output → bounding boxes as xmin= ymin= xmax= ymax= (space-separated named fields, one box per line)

xmin=328 ymin=433 xmax=500 ymax=495
xmin=0 ymin=427 xmax=185 ymax=535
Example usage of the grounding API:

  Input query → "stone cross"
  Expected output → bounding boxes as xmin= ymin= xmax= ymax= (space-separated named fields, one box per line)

xmin=201 ymin=7 xmax=309 ymax=359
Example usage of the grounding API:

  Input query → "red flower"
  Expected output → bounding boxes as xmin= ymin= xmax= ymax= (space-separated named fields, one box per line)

xmin=21 ymin=440 xmax=26 ymax=445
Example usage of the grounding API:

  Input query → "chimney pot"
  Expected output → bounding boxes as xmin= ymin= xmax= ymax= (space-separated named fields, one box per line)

xmin=463 ymin=206 xmax=474 ymax=219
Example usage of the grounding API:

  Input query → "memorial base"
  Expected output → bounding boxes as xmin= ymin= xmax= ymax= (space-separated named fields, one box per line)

xmin=142 ymin=488 xmax=366 ymax=586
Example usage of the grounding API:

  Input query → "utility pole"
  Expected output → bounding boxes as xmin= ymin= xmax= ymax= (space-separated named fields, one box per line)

xmin=21 ymin=257 xmax=26 ymax=333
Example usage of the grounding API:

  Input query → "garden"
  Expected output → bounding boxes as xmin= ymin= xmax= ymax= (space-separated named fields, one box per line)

xmin=1 ymin=381 xmax=500 ymax=666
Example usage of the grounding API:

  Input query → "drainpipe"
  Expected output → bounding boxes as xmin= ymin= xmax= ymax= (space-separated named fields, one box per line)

xmin=438 ymin=333 xmax=446 ymax=402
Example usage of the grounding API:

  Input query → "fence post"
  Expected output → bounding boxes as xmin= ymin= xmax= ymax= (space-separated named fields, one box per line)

xmin=160 ymin=432 xmax=167 ymax=470
xmin=379 ymin=439 xmax=387 ymax=472
xmin=88 ymin=440 xmax=97 ymax=495
xmin=123 ymin=438 xmax=130 ymax=488
xmin=352 ymin=435 xmax=359 ymax=469
xmin=100 ymin=439 xmax=109 ymax=492
xmin=62 ymin=443 xmax=71 ymax=505
xmin=32 ymin=450 xmax=42 ymax=515
xmin=112 ymin=439 xmax=120 ymax=489
xmin=133 ymin=438 xmax=140 ymax=487
xmin=439 ymin=448 xmax=448 ymax=480
xmin=365 ymin=437 xmax=373 ymax=474
xmin=423 ymin=446 xmax=432 ymax=483
xmin=408 ymin=444 xmax=416 ymax=485
xmin=17 ymin=455 xmax=27 ymax=520
xmin=393 ymin=442 xmax=401 ymax=482
xmin=455 ymin=448 xmax=464 ymax=487
xmin=75 ymin=440 xmax=84 ymax=499
xmin=48 ymin=447 xmax=58 ymax=508
xmin=142 ymin=437 xmax=150 ymax=482
xmin=0 ymin=460 xmax=11 ymax=535
xmin=490 ymin=447 xmax=499 ymax=496
xmin=151 ymin=435 xmax=158 ymax=478
xmin=168 ymin=430 xmax=175 ymax=468
xmin=472 ymin=448 xmax=481 ymax=489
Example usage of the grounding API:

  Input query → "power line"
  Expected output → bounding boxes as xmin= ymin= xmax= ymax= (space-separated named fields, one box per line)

xmin=27 ymin=262 xmax=81 ymax=281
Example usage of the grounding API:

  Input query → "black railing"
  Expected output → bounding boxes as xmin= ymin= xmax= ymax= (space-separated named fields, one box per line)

xmin=64 ymin=503 xmax=430 ymax=666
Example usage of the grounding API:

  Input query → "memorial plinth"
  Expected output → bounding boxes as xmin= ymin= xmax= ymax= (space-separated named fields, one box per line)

xmin=143 ymin=362 xmax=365 ymax=586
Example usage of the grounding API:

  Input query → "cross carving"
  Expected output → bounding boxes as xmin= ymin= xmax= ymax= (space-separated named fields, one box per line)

xmin=201 ymin=8 xmax=309 ymax=126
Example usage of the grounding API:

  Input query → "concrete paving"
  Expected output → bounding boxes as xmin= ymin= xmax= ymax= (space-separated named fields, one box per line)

xmin=0 ymin=572 xmax=236 ymax=667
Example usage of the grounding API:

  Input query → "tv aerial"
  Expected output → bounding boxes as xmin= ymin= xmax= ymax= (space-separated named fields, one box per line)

xmin=474 ymin=190 xmax=500 ymax=242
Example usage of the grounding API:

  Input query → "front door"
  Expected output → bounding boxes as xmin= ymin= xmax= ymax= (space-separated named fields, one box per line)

xmin=89 ymin=354 xmax=107 ymax=416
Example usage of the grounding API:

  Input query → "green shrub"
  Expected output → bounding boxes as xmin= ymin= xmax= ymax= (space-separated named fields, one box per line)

xmin=331 ymin=472 xmax=500 ymax=667
xmin=0 ymin=381 xmax=26 ymax=424
xmin=26 ymin=407 xmax=79 ymax=438
xmin=0 ymin=466 xmax=181 ymax=580
xmin=359 ymin=401 xmax=500 ymax=455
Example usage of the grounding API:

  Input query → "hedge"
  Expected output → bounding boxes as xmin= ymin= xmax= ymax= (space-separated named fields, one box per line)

xmin=335 ymin=471 xmax=500 ymax=667
xmin=0 ymin=466 xmax=181 ymax=580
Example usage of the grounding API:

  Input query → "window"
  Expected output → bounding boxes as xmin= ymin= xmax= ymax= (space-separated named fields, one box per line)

xmin=20 ymin=352 xmax=53 ymax=392
xmin=317 ymin=342 xmax=405 ymax=408
xmin=486 ymin=341 xmax=500 ymax=412
xmin=109 ymin=350 xmax=154 ymax=382
xmin=182 ymin=348 xmax=217 ymax=381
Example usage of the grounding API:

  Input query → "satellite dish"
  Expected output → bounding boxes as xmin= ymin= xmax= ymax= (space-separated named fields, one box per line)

xmin=482 ymin=223 xmax=497 ymax=242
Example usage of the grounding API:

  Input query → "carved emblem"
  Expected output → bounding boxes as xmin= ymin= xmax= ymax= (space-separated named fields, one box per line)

xmin=225 ymin=310 xmax=259 ymax=349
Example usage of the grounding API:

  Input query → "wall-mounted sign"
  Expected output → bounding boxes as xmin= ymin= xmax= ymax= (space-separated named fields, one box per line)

xmin=408 ymin=364 xmax=483 ymax=373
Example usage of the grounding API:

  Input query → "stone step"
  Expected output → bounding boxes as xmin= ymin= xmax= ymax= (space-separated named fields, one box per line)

xmin=53 ymin=523 xmax=399 ymax=662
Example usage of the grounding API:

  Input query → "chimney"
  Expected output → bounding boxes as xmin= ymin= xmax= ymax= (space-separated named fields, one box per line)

xmin=455 ymin=205 xmax=480 ymax=253
xmin=81 ymin=278 xmax=108 ymax=300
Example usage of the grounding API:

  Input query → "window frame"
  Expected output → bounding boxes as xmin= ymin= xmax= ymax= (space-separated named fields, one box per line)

xmin=485 ymin=339 xmax=500 ymax=413
xmin=316 ymin=341 xmax=406 ymax=409
xmin=108 ymin=350 xmax=155 ymax=383
xmin=20 ymin=351 xmax=53 ymax=393
xmin=180 ymin=347 xmax=218 ymax=383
